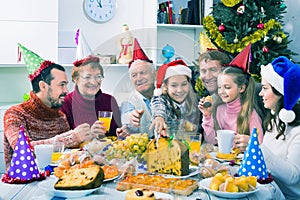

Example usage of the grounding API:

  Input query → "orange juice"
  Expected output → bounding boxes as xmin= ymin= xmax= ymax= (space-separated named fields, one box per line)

xmin=52 ymin=152 xmax=63 ymax=163
xmin=189 ymin=141 xmax=201 ymax=153
xmin=99 ymin=117 xmax=112 ymax=131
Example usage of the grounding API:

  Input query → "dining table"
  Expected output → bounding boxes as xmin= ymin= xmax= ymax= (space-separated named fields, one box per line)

xmin=0 ymin=168 xmax=286 ymax=200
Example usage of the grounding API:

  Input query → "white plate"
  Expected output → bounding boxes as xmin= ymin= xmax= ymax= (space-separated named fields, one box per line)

xmin=125 ymin=190 xmax=174 ymax=200
xmin=103 ymin=174 xmax=120 ymax=182
xmin=161 ymin=165 xmax=199 ymax=179
xmin=199 ymin=177 xmax=259 ymax=198
xmin=210 ymin=152 xmax=243 ymax=162
xmin=38 ymin=177 xmax=101 ymax=198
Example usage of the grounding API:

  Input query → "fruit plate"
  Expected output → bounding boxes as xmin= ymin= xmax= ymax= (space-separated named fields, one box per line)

xmin=38 ymin=176 xmax=101 ymax=198
xmin=199 ymin=177 xmax=260 ymax=198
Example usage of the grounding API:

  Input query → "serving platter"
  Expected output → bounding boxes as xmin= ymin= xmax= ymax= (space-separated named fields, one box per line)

xmin=199 ymin=177 xmax=259 ymax=198
xmin=38 ymin=177 xmax=101 ymax=198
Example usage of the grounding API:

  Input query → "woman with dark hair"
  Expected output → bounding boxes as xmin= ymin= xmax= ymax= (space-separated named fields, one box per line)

xmin=260 ymin=56 xmax=300 ymax=199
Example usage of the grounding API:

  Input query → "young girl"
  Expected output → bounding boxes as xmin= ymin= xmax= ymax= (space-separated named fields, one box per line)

xmin=199 ymin=44 xmax=263 ymax=151
xmin=150 ymin=59 xmax=200 ymax=135
xmin=260 ymin=56 xmax=300 ymax=199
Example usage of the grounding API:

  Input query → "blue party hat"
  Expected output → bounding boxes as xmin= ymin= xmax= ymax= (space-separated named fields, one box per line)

xmin=238 ymin=128 xmax=268 ymax=180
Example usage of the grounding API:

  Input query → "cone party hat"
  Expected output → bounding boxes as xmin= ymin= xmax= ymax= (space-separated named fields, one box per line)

xmin=75 ymin=28 xmax=93 ymax=60
xmin=229 ymin=43 xmax=252 ymax=73
xmin=2 ymin=126 xmax=44 ymax=183
xmin=238 ymin=127 xmax=268 ymax=181
xmin=128 ymin=38 xmax=152 ymax=68
xmin=18 ymin=43 xmax=55 ymax=81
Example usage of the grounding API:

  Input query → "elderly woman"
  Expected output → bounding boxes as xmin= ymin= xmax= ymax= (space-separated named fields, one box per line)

xmin=60 ymin=55 xmax=121 ymax=137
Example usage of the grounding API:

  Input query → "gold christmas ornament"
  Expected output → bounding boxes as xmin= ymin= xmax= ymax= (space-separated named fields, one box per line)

xmin=221 ymin=0 xmax=242 ymax=7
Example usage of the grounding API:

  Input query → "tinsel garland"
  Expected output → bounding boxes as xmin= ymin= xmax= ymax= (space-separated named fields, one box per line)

xmin=195 ymin=77 xmax=205 ymax=97
xmin=221 ymin=0 xmax=242 ymax=7
xmin=203 ymin=16 xmax=285 ymax=53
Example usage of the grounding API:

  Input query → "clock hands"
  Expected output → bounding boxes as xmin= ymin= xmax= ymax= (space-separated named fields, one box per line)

xmin=96 ymin=0 xmax=102 ymax=8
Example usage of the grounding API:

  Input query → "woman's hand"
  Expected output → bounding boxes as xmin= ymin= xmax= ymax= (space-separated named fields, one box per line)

xmin=91 ymin=120 xmax=107 ymax=138
xmin=116 ymin=125 xmax=130 ymax=139
xmin=233 ymin=133 xmax=250 ymax=152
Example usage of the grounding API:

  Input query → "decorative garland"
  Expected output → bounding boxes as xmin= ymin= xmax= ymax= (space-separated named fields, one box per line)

xmin=221 ymin=0 xmax=242 ymax=7
xmin=203 ymin=16 xmax=284 ymax=53
xmin=195 ymin=77 xmax=205 ymax=97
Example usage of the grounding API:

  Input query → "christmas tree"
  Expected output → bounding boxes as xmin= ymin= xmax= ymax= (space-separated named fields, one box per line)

xmin=203 ymin=0 xmax=298 ymax=77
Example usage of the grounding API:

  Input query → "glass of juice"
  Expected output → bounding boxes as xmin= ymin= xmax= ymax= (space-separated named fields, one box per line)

xmin=51 ymin=143 xmax=64 ymax=164
xmin=98 ymin=111 xmax=113 ymax=132
xmin=186 ymin=133 xmax=202 ymax=153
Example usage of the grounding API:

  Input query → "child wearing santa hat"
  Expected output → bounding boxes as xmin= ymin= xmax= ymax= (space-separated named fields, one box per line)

xmin=199 ymin=43 xmax=264 ymax=151
xmin=150 ymin=59 xmax=200 ymax=135
xmin=260 ymin=56 xmax=300 ymax=199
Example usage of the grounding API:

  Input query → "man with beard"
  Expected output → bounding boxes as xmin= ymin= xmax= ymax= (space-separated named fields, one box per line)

xmin=119 ymin=38 xmax=156 ymax=137
xmin=3 ymin=44 xmax=94 ymax=168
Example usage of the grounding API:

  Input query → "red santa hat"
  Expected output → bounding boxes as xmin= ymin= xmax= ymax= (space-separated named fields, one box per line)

xmin=228 ymin=43 xmax=252 ymax=73
xmin=261 ymin=56 xmax=300 ymax=123
xmin=154 ymin=59 xmax=191 ymax=96
xmin=128 ymin=38 xmax=153 ymax=68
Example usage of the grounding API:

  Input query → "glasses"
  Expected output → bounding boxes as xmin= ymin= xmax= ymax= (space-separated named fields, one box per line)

xmin=79 ymin=75 xmax=104 ymax=82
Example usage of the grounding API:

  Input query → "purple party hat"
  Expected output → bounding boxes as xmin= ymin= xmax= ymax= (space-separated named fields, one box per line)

xmin=6 ymin=126 xmax=40 ymax=181
xmin=238 ymin=128 xmax=268 ymax=181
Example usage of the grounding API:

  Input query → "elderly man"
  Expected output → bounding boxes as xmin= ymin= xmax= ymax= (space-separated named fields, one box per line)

xmin=119 ymin=39 xmax=156 ymax=137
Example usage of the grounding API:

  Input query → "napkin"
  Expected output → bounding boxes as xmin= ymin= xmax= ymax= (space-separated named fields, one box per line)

xmin=238 ymin=128 xmax=269 ymax=181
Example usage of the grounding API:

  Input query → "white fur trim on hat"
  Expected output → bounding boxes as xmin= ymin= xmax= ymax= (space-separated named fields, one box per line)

xmin=279 ymin=108 xmax=296 ymax=123
xmin=261 ymin=63 xmax=284 ymax=94
xmin=164 ymin=65 xmax=192 ymax=80
xmin=154 ymin=88 xmax=162 ymax=96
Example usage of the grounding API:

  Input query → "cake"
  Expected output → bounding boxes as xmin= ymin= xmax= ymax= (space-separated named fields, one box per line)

xmin=125 ymin=188 xmax=155 ymax=200
xmin=147 ymin=137 xmax=189 ymax=176
xmin=54 ymin=163 xmax=104 ymax=190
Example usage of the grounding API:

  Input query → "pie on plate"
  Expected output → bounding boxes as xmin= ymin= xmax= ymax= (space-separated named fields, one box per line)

xmin=38 ymin=177 xmax=101 ymax=198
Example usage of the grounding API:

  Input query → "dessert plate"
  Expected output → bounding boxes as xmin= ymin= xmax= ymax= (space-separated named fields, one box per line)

xmin=199 ymin=177 xmax=259 ymax=198
xmin=161 ymin=165 xmax=199 ymax=179
xmin=103 ymin=174 xmax=120 ymax=182
xmin=38 ymin=176 xmax=101 ymax=198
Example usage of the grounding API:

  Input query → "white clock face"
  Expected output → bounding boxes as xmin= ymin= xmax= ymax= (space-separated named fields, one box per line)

xmin=83 ymin=0 xmax=117 ymax=23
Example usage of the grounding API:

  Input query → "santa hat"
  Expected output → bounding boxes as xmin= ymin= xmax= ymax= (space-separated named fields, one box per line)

xmin=238 ymin=128 xmax=269 ymax=181
xmin=261 ymin=56 xmax=300 ymax=123
xmin=18 ymin=43 xmax=55 ymax=81
xmin=75 ymin=28 xmax=93 ymax=61
xmin=2 ymin=126 xmax=46 ymax=184
xmin=128 ymin=38 xmax=153 ymax=68
xmin=228 ymin=43 xmax=252 ymax=73
xmin=154 ymin=59 xmax=191 ymax=96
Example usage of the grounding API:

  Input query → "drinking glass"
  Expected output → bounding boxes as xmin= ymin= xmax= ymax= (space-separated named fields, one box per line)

xmin=98 ymin=111 xmax=113 ymax=132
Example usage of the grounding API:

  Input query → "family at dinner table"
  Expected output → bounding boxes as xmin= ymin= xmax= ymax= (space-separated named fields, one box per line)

xmin=2 ymin=38 xmax=300 ymax=199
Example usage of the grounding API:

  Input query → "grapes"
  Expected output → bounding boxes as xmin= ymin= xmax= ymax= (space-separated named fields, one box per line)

xmin=105 ymin=133 xmax=149 ymax=161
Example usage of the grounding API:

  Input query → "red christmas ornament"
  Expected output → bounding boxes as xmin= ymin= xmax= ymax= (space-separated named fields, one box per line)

xmin=257 ymin=23 xmax=264 ymax=29
xmin=218 ymin=24 xmax=225 ymax=32
xmin=262 ymin=46 xmax=269 ymax=53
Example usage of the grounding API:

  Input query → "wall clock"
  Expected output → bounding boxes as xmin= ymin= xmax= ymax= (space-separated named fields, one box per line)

xmin=83 ymin=0 xmax=117 ymax=23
